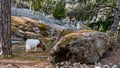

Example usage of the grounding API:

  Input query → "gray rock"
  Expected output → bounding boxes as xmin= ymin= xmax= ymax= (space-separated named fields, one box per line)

xmin=49 ymin=30 xmax=110 ymax=64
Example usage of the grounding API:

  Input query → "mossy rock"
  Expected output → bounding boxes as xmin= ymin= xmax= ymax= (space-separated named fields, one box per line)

xmin=52 ymin=29 xmax=59 ymax=36
xmin=57 ymin=29 xmax=93 ymax=46
xmin=38 ymin=23 xmax=50 ymax=30
xmin=49 ymin=29 xmax=110 ymax=64
xmin=38 ymin=23 xmax=51 ymax=36
xmin=11 ymin=26 xmax=19 ymax=32
xmin=23 ymin=31 xmax=44 ymax=38
xmin=39 ymin=30 xmax=49 ymax=37
xmin=11 ymin=16 xmax=57 ymax=40
xmin=61 ymin=29 xmax=75 ymax=37
xmin=11 ymin=16 xmax=25 ymax=26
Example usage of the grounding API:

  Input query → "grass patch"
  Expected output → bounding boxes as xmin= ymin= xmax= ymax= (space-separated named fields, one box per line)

xmin=8 ymin=42 xmax=50 ymax=62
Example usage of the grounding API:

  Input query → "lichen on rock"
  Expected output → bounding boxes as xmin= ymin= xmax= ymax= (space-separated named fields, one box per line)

xmin=11 ymin=16 xmax=58 ymax=39
xmin=49 ymin=29 xmax=110 ymax=64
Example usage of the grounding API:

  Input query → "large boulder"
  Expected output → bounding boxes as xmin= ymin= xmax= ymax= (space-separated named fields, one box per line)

xmin=11 ymin=16 xmax=59 ymax=38
xmin=11 ymin=16 xmax=60 ymax=45
xmin=49 ymin=30 xmax=110 ymax=64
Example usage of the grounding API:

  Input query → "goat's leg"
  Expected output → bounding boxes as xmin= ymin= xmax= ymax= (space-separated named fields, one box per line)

xmin=26 ymin=45 xmax=31 ymax=53
xmin=34 ymin=47 xmax=37 ymax=52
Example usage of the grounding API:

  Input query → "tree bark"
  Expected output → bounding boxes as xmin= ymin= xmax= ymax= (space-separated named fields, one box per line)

xmin=111 ymin=0 xmax=120 ymax=32
xmin=0 ymin=0 xmax=12 ymax=56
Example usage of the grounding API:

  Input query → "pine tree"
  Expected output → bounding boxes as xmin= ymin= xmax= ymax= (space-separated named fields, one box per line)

xmin=53 ymin=0 xmax=66 ymax=20
xmin=0 ymin=0 xmax=12 ymax=56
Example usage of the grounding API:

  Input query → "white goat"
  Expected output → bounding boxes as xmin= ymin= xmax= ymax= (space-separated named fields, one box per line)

xmin=25 ymin=39 xmax=46 ymax=52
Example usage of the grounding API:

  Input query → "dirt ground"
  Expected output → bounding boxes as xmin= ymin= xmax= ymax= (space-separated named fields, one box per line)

xmin=0 ymin=41 xmax=120 ymax=68
xmin=98 ymin=45 xmax=120 ymax=67
xmin=0 ymin=60 xmax=51 ymax=68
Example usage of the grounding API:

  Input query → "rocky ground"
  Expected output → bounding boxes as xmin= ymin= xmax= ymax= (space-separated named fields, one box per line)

xmin=0 ymin=46 xmax=120 ymax=68
xmin=99 ymin=43 xmax=120 ymax=66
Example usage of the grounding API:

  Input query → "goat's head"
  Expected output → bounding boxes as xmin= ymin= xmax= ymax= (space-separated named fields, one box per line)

xmin=37 ymin=40 xmax=46 ymax=52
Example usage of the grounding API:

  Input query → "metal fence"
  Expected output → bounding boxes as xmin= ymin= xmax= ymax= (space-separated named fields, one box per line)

xmin=11 ymin=7 xmax=66 ymax=30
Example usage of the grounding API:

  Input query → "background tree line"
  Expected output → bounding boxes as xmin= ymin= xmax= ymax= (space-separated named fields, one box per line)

xmin=16 ymin=0 xmax=119 ymax=32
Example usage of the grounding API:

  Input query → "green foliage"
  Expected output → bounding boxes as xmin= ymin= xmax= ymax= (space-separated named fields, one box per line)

xmin=87 ymin=16 xmax=114 ymax=32
xmin=2 ymin=54 xmax=15 ymax=59
xmin=31 ymin=0 xmax=44 ymax=11
xmin=66 ymin=0 xmax=117 ymax=21
xmin=65 ymin=0 xmax=117 ymax=32
xmin=27 ymin=0 xmax=56 ymax=14
xmin=42 ymin=0 xmax=56 ymax=14
xmin=53 ymin=0 xmax=66 ymax=20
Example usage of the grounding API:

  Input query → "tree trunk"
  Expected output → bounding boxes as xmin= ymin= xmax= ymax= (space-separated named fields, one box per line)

xmin=111 ymin=0 xmax=120 ymax=32
xmin=0 ymin=0 xmax=12 ymax=56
